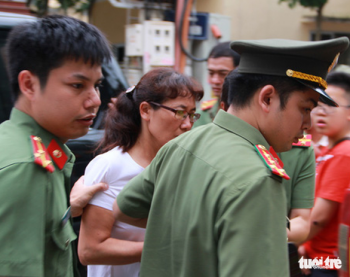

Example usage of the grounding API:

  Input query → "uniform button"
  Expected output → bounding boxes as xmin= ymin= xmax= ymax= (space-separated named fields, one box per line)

xmin=65 ymin=239 xmax=70 ymax=247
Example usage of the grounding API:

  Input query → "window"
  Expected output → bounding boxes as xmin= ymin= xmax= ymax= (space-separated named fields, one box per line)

xmin=311 ymin=32 xmax=350 ymax=65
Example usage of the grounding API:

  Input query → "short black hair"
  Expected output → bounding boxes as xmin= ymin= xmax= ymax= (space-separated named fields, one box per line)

xmin=6 ymin=15 xmax=112 ymax=101
xmin=221 ymin=75 xmax=230 ymax=111
xmin=208 ymin=42 xmax=240 ymax=68
xmin=326 ymin=71 xmax=350 ymax=103
xmin=326 ymin=71 xmax=350 ymax=93
xmin=224 ymin=70 xmax=310 ymax=109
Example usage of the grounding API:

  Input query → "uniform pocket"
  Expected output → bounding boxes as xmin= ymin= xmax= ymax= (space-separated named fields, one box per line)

xmin=51 ymin=222 xmax=77 ymax=251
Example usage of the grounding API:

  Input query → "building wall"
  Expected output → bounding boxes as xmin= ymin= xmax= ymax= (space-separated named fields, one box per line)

xmin=324 ymin=0 xmax=350 ymax=17
xmin=90 ymin=1 xmax=128 ymax=44
xmin=195 ymin=0 xmax=350 ymax=41
xmin=90 ymin=0 xmax=350 ymax=45
xmin=89 ymin=0 xmax=350 ymax=89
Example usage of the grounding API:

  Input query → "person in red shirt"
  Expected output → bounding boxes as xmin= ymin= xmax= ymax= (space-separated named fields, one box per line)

xmin=300 ymin=71 xmax=350 ymax=277
xmin=308 ymin=116 xmax=329 ymax=158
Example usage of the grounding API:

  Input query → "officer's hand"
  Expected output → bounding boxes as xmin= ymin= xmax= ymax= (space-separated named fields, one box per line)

xmin=70 ymin=176 xmax=109 ymax=217
xmin=298 ymin=245 xmax=311 ymax=275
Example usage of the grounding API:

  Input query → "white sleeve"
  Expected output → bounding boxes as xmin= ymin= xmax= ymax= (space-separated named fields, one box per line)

xmin=84 ymin=154 xmax=116 ymax=211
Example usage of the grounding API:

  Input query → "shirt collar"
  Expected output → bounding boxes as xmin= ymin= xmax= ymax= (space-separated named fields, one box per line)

xmin=213 ymin=109 xmax=270 ymax=149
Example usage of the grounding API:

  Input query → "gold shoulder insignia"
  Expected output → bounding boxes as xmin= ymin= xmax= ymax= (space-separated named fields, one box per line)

xmin=200 ymin=99 xmax=217 ymax=111
xmin=255 ymin=144 xmax=290 ymax=180
xmin=269 ymin=146 xmax=284 ymax=168
xmin=292 ymin=134 xmax=312 ymax=147
xmin=30 ymin=135 xmax=54 ymax=173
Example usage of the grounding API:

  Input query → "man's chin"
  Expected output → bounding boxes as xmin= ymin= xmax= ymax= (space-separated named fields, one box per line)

xmin=58 ymin=129 xmax=90 ymax=143
xmin=213 ymin=92 xmax=221 ymax=98
xmin=273 ymin=144 xmax=293 ymax=153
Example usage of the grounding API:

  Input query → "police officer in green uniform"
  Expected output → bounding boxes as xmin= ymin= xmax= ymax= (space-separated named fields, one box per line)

xmin=0 ymin=16 xmax=112 ymax=277
xmin=113 ymin=38 xmax=349 ymax=277
xmin=196 ymin=40 xmax=316 ymax=245
xmin=280 ymin=137 xmax=316 ymax=243
xmin=221 ymin=71 xmax=316 ymax=245
xmin=193 ymin=41 xmax=240 ymax=128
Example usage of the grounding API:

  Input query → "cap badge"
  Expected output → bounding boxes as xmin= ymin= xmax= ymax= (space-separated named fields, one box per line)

xmin=328 ymin=53 xmax=340 ymax=73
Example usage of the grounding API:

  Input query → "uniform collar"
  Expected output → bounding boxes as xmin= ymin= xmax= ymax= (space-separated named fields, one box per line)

xmin=213 ymin=109 xmax=270 ymax=149
xmin=10 ymin=108 xmax=74 ymax=166
xmin=213 ymin=99 xmax=220 ymax=113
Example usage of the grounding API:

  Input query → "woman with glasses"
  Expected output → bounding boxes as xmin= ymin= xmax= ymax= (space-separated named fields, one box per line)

xmin=78 ymin=67 xmax=203 ymax=277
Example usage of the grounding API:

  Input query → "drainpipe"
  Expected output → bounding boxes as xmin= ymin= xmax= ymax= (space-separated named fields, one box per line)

xmin=174 ymin=0 xmax=193 ymax=73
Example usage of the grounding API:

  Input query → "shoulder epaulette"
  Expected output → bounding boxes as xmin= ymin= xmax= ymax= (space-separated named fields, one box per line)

xmin=30 ymin=135 xmax=54 ymax=173
xmin=269 ymin=146 xmax=284 ymax=168
xmin=255 ymin=144 xmax=290 ymax=180
xmin=292 ymin=134 xmax=312 ymax=147
xmin=200 ymin=99 xmax=217 ymax=111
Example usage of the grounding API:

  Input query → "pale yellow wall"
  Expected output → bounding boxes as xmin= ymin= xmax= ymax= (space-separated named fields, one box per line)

xmin=90 ymin=0 xmax=350 ymax=44
xmin=324 ymin=0 xmax=350 ymax=17
xmin=90 ymin=1 xmax=128 ymax=44
xmin=196 ymin=0 xmax=350 ymax=41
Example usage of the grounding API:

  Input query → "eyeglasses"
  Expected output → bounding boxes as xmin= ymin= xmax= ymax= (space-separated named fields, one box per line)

xmin=311 ymin=103 xmax=350 ymax=115
xmin=149 ymin=101 xmax=201 ymax=123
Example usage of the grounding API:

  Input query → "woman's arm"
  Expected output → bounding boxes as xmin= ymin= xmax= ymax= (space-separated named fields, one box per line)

xmin=78 ymin=204 xmax=143 ymax=266
xmin=113 ymin=200 xmax=148 ymax=228
xmin=70 ymin=176 xmax=108 ymax=217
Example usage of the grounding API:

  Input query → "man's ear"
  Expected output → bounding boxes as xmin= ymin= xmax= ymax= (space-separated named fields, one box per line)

xmin=18 ymin=70 xmax=40 ymax=100
xmin=346 ymin=106 xmax=350 ymax=122
xmin=258 ymin=85 xmax=278 ymax=113
xmin=139 ymin=101 xmax=152 ymax=121
xmin=220 ymin=101 xmax=225 ymax=111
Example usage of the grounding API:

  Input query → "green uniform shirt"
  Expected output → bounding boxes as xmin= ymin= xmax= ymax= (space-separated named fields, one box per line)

xmin=279 ymin=146 xmax=315 ymax=215
xmin=0 ymin=109 xmax=77 ymax=277
xmin=117 ymin=110 xmax=289 ymax=277
xmin=195 ymin=100 xmax=315 ymax=216
xmin=192 ymin=99 xmax=219 ymax=128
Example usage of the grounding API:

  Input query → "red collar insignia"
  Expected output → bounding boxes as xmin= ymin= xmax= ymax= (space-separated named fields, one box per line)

xmin=292 ymin=134 xmax=312 ymax=147
xmin=47 ymin=139 xmax=68 ymax=170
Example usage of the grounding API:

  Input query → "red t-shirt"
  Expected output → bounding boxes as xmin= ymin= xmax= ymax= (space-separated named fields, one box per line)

xmin=304 ymin=140 xmax=350 ymax=263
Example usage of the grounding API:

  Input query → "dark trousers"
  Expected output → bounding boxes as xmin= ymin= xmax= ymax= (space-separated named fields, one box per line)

xmin=303 ymin=268 xmax=338 ymax=277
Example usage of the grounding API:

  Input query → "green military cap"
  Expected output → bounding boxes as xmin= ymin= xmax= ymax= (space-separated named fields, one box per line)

xmin=230 ymin=37 xmax=350 ymax=107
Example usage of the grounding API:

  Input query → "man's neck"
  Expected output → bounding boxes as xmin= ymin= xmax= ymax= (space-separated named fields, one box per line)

xmin=328 ymin=131 xmax=350 ymax=148
xmin=227 ymin=105 xmax=259 ymax=130
xmin=307 ymin=129 xmax=323 ymax=145
xmin=14 ymin=101 xmax=68 ymax=144
xmin=14 ymin=97 xmax=32 ymax=118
